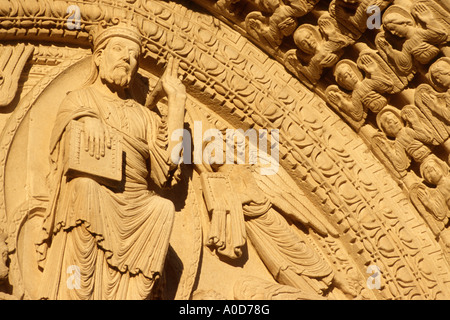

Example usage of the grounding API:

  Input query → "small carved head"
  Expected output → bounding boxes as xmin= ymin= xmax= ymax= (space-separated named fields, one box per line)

xmin=334 ymin=60 xmax=362 ymax=91
xmin=383 ymin=10 xmax=414 ymax=38
xmin=420 ymin=157 xmax=448 ymax=186
xmin=336 ymin=0 xmax=360 ymax=9
xmin=377 ymin=107 xmax=404 ymax=138
xmin=293 ymin=25 xmax=320 ymax=55
xmin=429 ymin=58 xmax=450 ymax=90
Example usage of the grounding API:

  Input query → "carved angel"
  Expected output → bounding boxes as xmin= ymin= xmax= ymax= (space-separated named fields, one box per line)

xmin=325 ymin=50 xmax=401 ymax=128
xmin=412 ymin=58 xmax=450 ymax=162
xmin=375 ymin=3 xmax=448 ymax=79
xmin=372 ymin=106 xmax=437 ymax=174
xmin=409 ymin=157 xmax=450 ymax=250
xmin=284 ymin=16 xmax=350 ymax=85
xmin=202 ymin=162 xmax=358 ymax=298
xmin=244 ymin=0 xmax=319 ymax=50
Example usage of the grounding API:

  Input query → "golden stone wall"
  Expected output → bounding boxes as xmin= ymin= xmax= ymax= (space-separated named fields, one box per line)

xmin=0 ymin=0 xmax=449 ymax=300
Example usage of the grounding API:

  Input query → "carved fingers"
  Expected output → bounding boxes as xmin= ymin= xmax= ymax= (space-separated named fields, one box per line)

xmin=412 ymin=3 xmax=434 ymax=24
xmin=401 ymin=108 xmax=419 ymax=125
xmin=421 ymin=92 xmax=440 ymax=110
xmin=359 ymin=55 xmax=377 ymax=74
xmin=319 ymin=53 xmax=338 ymax=67
xmin=161 ymin=55 xmax=186 ymax=100
xmin=377 ymin=37 xmax=392 ymax=51
xmin=82 ymin=117 xmax=111 ymax=159
xmin=417 ymin=186 xmax=432 ymax=207
xmin=318 ymin=17 xmax=336 ymax=37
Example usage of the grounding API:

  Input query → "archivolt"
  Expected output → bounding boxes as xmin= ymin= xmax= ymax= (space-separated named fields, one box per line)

xmin=0 ymin=0 xmax=450 ymax=299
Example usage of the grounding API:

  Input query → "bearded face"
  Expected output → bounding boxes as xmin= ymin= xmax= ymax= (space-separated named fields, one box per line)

xmin=97 ymin=37 xmax=140 ymax=88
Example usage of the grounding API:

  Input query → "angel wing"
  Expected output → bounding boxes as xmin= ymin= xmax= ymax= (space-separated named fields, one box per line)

xmin=401 ymin=104 xmax=444 ymax=147
xmin=0 ymin=44 xmax=34 ymax=107
xmin=246 ymin=162 xmax=339 ymax=237
xmin=224 ymin=163 xmax=359 ymax=296
xmin=414 ymin=84 xmax=450 ymax=143
xmin=245 ymin=11 xmax=281 ymax=50
xmin=409 ymin=182 xmax=448 ymax=238
xmin=283 ymin=48 xmax=303 ymax=78
xmin=370 ymin=132 xmax=410 ymax=179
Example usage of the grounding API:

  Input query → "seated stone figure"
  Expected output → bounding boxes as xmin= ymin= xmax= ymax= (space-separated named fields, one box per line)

xmin=34 ymin=22 xmax=186 ymax=300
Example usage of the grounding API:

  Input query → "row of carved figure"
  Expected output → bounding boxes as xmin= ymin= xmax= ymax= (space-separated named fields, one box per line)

xmin=213 ymin=0 xmax=450 ymax=255
xmin=214 ymin=1 xmax=448 ymax=85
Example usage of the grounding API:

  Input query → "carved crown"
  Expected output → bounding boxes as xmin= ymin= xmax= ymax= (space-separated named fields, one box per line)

xmin=89 ymin=21 xmax=142 ymax=50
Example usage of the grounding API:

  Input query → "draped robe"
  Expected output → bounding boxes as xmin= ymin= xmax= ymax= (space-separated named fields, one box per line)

xmin=35 ymin=85 xmax=176 ymax=299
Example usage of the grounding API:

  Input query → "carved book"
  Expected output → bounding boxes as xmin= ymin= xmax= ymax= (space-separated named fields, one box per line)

xmin=200 ymin=172 xmax=246 ymax=259
xmin=64 ymin=120 xmax=123 ymax=187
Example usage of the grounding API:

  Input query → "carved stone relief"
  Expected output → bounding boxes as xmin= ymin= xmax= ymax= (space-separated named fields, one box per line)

xmin=0 ymin=0 xmax=449 ymax=301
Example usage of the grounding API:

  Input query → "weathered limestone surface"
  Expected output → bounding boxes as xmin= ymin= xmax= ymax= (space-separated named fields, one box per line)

xmin=0 ymin=0 xmax=449 ymax=300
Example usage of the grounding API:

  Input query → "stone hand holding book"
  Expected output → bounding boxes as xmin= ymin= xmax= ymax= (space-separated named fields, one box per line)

xmin=64 ymin=120 xmax=123 ymax=187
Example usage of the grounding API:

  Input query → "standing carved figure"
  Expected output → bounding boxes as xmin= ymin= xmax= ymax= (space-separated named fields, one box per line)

xmin=34 ymin=22 xmax=186 ymax=299
xmin=376 ymin=3 xmax=448 ymax=78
